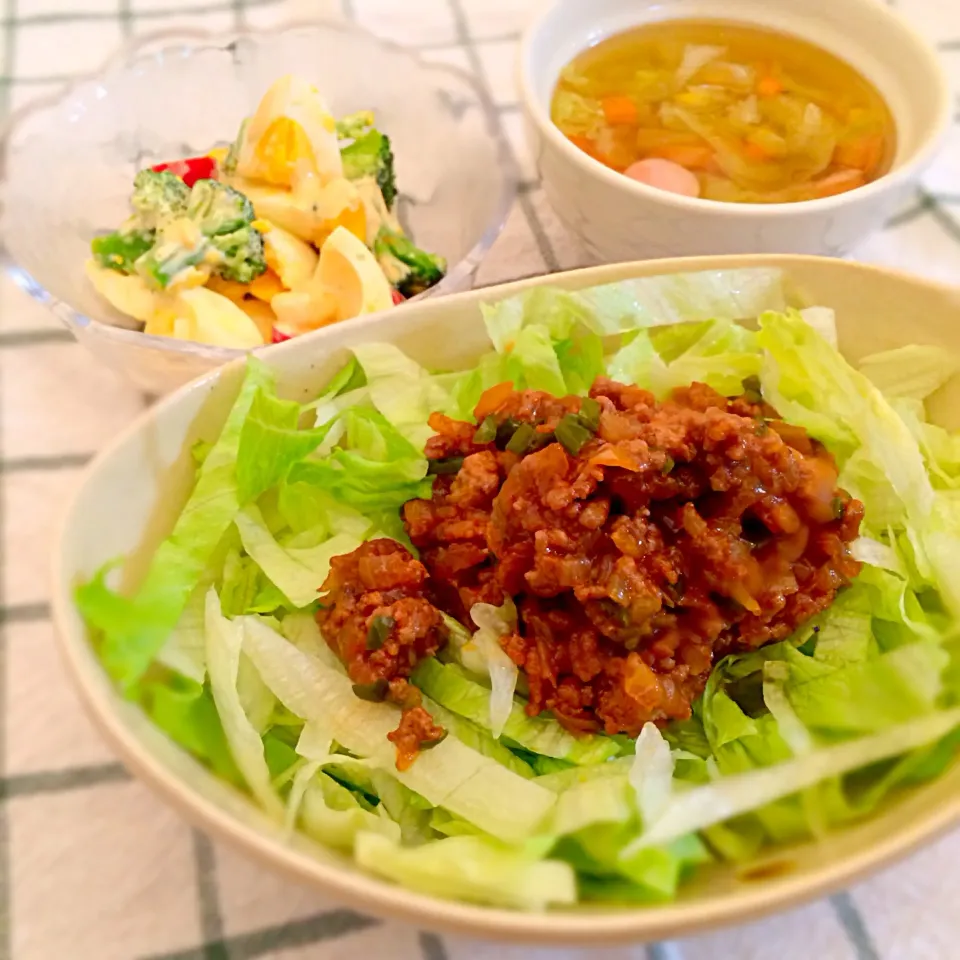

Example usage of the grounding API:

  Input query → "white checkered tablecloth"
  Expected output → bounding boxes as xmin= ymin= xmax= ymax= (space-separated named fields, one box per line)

xmin=1 ymin=1 xmax=959 ymax=958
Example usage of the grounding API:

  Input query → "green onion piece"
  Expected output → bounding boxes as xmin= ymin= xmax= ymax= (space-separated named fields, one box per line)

xmin=577 ymin=397 xmax=601 ymax=431
xmin=473 ymin=415 xmax=498 ymax=444
xmin=831 ymin=496 xmax=845 ymax=520
xmin=505 ymin=422 xmax=539 ymax=455
xmin=366 ymin=614 xmax=395 ymax=651
xmin=663 ymin=575 xmax=685 ymax=607
xmin=661 ymin=454 xmax=675 ymax=475
xmin=420 ymin=730 xmax=448 ymax=750
xmin=427 ymin=456 xmax=464 ymax=476
xmin=352 ymin=678 xmax=390 ymax=702
xmin=741 ymin=375 xmax=763 ymax=404
xmin=555 ymin=414 xmax=593 ymax=456
xmin=495 ymin=417 xmax=521 ymax=449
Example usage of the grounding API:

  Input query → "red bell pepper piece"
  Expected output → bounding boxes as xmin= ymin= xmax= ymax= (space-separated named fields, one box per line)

xmin=150 ymin=155 xmax=217 ymax=188
xmin=391 ymin=288 xmax=405 ymax=306
xmin=271 ymin=327 xmax=293 ymax=344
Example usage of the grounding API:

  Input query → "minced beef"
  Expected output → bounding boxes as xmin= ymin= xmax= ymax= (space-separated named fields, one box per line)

xmin=319 ymin=378 xmax=864 ymax=763
xmin=402 ymin=377 xmax=863 ymax=738
xmin=387 ymin=706 xmax=446 ymax=771
xmin=316 ymin=539 xmax=448 ymax=767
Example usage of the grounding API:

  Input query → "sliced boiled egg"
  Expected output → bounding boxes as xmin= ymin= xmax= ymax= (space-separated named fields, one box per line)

xmin=271 ymin=225 xmax=393 ymax=336
xmin=237 ymin=177 xmax=365 ymax=247
xmin=168 ymin=287 xmax=265 ymax=348
xmin=353 ymin=176 xmax=401 ymax=246
xmin=235 ymin=297 xmax=278 ymax=343
xmin=84 ymin=261 xmax=158 ymax=325
xmin=271 ymin=286 xmax=339 ymax=337
xmin=263 ymin=223 xmax=319 ymax=288
xmin=315 ymin=224 xmax=394 ymax=318
xmin=235 ymin=75 xmax=343 ymax=188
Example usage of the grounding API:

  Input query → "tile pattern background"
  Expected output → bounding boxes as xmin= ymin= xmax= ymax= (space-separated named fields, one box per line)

xmin=0 ymin=0 xmax=958 ymax=957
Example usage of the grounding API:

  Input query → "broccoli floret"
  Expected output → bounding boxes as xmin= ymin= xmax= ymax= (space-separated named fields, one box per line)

xmin=341 ymin=129 xmax=397 ymax=210
xmin=105 ymin=172 xmax=264 ymax=290
xmin=186 ymin=178 xmax=266 ymax=283
xmin=336 ymin=111 xmax=375 ymax=140
xmin=131 ymin=169 xmax=189 ymax=229
xmin=187 ymin=179 xmax=256 ymax=236
xmin=373 ymin=226 xmax=446 ymax=298
xmin=187 ymin=180 xmax=267 ymax=283
xmin=90 ymin=229 xmax=155 ymax=274
xmin=135 ymin=225 xmax=210 ymax=289
xmin=212 ymin=225 xmax=266 ymax=283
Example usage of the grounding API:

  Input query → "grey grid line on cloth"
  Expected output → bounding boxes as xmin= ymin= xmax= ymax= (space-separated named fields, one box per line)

xmin=0 ymin=0 xmax=958 ymax=958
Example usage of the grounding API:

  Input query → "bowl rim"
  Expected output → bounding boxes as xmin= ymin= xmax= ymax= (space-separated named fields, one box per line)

xmin=51 ymin=254 xmax=960 ymax=946
xmin=517 ymin=0 xmax=952 ymax=216
xmin=0 ymin=17 xmax=516 ymax=362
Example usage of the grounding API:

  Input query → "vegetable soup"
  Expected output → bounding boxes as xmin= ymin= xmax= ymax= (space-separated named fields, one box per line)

xmin=552 ymin=20 xmax=896 ymax=203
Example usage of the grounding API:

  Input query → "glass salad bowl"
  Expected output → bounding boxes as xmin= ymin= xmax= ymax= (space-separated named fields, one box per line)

xmin=0 ymin=21 xmax=514 ymax=395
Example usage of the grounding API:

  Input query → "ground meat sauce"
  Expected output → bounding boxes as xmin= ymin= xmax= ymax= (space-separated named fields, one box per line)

xmin=316 ymin=540 xmax=448 ymax=769
xmin=387 ymin=706 xmax=446 ymax=771
xmin=320 ymin=377 xmax=864 ymax=764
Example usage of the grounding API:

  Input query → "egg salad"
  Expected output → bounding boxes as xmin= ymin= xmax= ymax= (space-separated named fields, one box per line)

xmin=86 ymin=75 xmax=447 ymax=348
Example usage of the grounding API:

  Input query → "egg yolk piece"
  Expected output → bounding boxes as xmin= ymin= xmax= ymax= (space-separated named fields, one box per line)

xmin=255 ymin=117 xmax=317 ymax=187
xmin=238 ymin=75 xmax=344 ymax=187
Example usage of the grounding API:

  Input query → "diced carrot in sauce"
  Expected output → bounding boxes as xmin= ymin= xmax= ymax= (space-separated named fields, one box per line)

xmin=601 ymin=95 xmax=639 ymax=125
xmin=648 ymin=143 xmax=715 ymax=169
xmin=756 ymin=75 xmax=783 ymax=98
xmin=568 ymin=134 xmax=598 ymax=158
xmin=474 ymin=381 xmax=515 ymax=419
xmin=588 ymin=446 xmax=644 ymax=471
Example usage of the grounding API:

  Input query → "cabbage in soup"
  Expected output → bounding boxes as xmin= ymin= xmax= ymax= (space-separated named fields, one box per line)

xmin=551 ymin=20 xmax=896 ymax=203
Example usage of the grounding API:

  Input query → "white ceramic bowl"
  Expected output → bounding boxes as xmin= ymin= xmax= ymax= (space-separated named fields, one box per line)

xmin=0 ymin=21 xmax=513 ymax=395
xmin=518 ymin=0 xmax=951 ymax=262
xmin=54 ymin=256 xmax=960 ymax=945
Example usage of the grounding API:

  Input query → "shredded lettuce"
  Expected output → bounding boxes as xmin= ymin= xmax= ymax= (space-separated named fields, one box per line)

xmin=286 ymin=408 xmax=431 ymax=512
xmin=350 ymin=343 xmax=451 ymax=450
xmin=355 ymin=832 xmax=576 ymax=910
xmin=234 ymin=504 xmax=364 ymax=609
xmin=480 ymin=268 xmax=788 ymax=348
xmin=77 ymin=358 xmax=274 ymax=691
xmin=858 ymin=345 xmax=958 ymax=401
xmin=204 ymin=589 xmax=283 ymax=819
xmin=299 ymin=773 xmax=400 ymax=850
xmin=236 ymin=387 xmax=336 ymax=503
xmin=630 ymin=724 xmax=675 ymax=827
xmin=437 ymin=601 xmax=520 ymax=739
xmin=413 ymin=658 xmax=619 ymax=766
xmin=627 ymin=708 xmax=960 ymax=853
xmin=157 ymin=577 xmax=211 ymax=683
xmin=241 ymin=617 xmax=555 ymax=843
